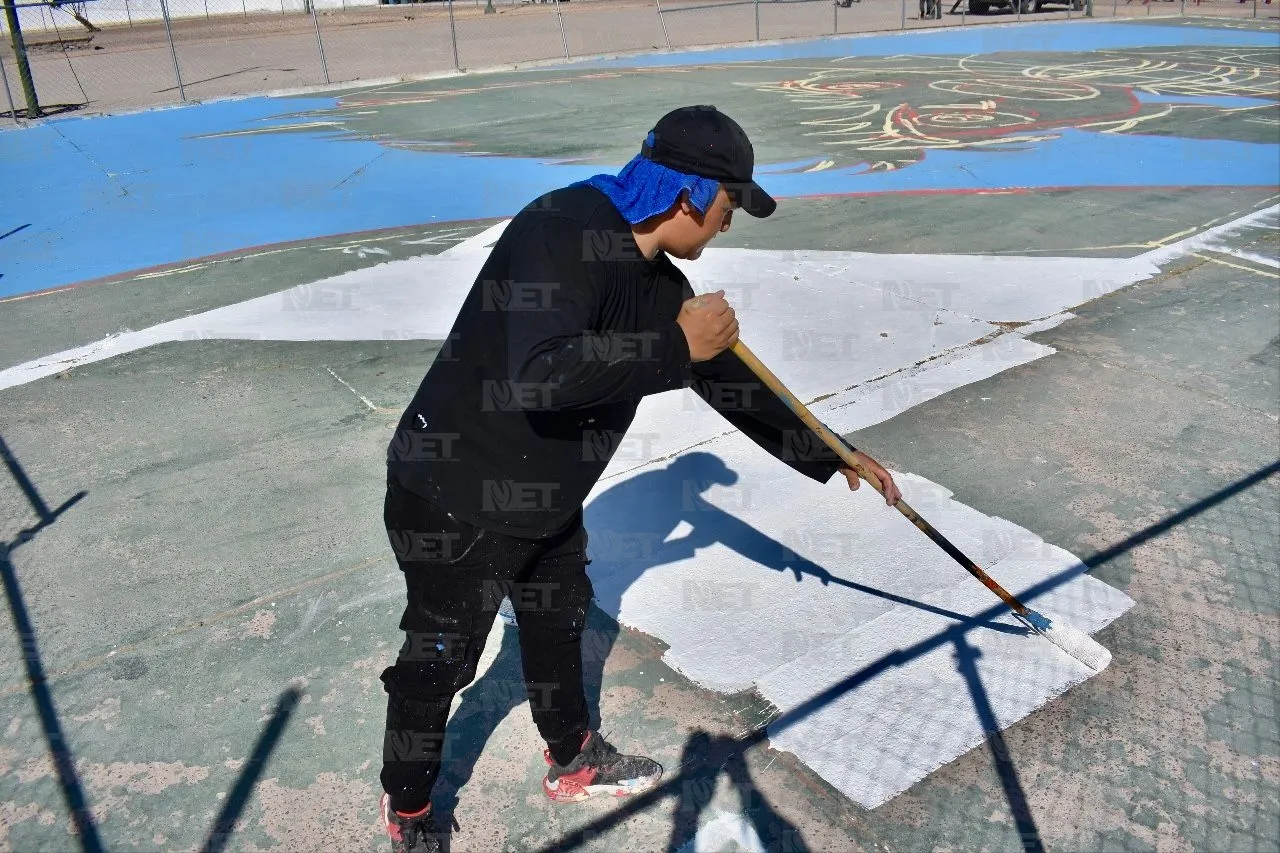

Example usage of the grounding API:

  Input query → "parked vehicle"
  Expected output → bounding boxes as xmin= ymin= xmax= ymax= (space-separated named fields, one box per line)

xmin=968 ymin=0 xmax=1084 ymax=11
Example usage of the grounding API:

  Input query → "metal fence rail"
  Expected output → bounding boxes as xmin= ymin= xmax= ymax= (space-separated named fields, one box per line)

xmin=2 ymin=0 xmax=1275 ymax=121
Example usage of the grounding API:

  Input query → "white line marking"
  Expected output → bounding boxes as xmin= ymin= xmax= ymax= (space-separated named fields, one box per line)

xmin=324 ymin=367 xmax=378 ymax=412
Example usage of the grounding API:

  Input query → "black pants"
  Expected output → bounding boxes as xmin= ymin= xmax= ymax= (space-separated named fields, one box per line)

xmin=380 ymin=478 xmax=594 ymax=813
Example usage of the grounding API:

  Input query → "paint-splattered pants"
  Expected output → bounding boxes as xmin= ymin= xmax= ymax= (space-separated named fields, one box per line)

xmin=379 ymin=477 xmax=594 ymax=813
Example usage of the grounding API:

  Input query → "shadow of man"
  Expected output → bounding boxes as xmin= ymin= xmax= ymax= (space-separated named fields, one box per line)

xmin=584 ymin=451 xmax=1021 ymax=636
xmin=668 ymin=729 xmax=807 ymax=853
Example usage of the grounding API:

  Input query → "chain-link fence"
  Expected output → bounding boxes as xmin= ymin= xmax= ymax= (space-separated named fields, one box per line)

xmin=0 ymin=438 xmax=38 ymax=554
xmin=2 ymin=0 xmax=1275 ymax=120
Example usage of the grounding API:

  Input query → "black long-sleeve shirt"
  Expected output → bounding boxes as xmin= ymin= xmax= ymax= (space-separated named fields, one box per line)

xmin=388 ymin=184 xmax=853 ymax=538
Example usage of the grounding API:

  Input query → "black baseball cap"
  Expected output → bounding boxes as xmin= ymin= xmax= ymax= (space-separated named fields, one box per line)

xmin=640 ymin=105 xmax=777 ymax=219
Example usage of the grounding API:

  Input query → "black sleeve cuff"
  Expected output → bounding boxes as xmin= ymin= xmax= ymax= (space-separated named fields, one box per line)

xmin=789 ymin=433 xmax=857 ymax=484
xmin=656 ymin=321 xmax=694 ymax=390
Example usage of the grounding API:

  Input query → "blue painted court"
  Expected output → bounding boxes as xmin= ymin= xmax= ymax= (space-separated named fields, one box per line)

xmin=1 ymin=21 xmax=1277 ymax=297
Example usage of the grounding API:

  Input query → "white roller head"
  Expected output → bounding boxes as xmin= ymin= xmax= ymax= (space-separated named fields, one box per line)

xmin=1040 ymin=620 xmax=1112 ymax=672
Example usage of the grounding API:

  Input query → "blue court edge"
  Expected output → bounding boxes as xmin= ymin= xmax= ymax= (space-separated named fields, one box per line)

xmin=1 ymin=23 xmax=1277 ymax=297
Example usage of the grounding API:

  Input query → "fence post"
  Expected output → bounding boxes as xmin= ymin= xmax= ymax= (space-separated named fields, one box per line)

xmin=654 ymin=0 xmax=671 ymax=49
xmin=308 ymin=0 xmax=330 ymax=83
xmin=2 ymin=0 xmax=41 ymax=117
xmin=754 ymin=0 xmax=760 ymax=41
xmin=447 ymin=0 xmax=460 ymax=68
xmin=158 ymin=0 xmax=185 ymax=101
xmin=832 ymin=0 xmax=837 ymax=33
xmin=125 ymin=0 xmax=133 ymax=26
xmin=0 ymin=46 xmax=21 ymax=123
xmin=553 ymin=0 xmax=568 ymax=59
xmin=900 ymin=0 xmax=905 ymax=28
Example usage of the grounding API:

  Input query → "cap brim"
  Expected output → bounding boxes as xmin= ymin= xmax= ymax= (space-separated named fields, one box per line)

xmin=726 ymin=181 xmax=777 ymax=218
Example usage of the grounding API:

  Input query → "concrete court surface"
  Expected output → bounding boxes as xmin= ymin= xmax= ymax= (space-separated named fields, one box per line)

xmin=1 ymin=17 xmax=1278 ymax=853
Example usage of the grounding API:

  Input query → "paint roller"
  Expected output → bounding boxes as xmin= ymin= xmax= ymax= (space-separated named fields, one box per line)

xmin=729 ymin=338 xmax=1112 ymax=673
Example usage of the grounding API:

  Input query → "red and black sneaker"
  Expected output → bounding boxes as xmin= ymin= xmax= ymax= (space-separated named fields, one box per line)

xmin=380 ymin=794 xmax=444 ymax=853
xmin=542 ymin=731 xmax=663 ymax=803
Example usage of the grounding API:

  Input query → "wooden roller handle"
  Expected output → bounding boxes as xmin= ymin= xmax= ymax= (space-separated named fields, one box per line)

xmin=729 ymin=339 xmax=1034 ymax=619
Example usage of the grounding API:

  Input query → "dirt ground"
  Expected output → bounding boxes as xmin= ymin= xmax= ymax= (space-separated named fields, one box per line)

xmin=3 ymin=0 xmax=1272 ymax=117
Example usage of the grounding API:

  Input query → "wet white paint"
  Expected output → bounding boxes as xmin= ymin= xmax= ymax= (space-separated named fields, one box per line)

xmin=584 ymin=443 xmax=1134 ymax=808
xmin=808 ymin=332 xmax=1055 ymax=435
xmin=1141 ymin=204 xmax=1277 ymax=267
xmin=675 ymin=810 xmax=766 ymax=853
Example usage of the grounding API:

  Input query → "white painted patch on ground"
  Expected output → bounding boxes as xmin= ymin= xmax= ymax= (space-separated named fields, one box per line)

xmin=2 ymin=204 xmax=1275 ymax=392
xmin=1142 ymin=204 xmax=1277 ymax=267
xmin=810 ymin=333 xmax=1054 ymax=434
xmin=676 ymin=810 xmax=766 ymax=853
xmin=584 ymin=439 xmax=1135 ymax=809
xmin=1016 ymin=312 xmax=1077 ymax=336
xmin=0 ymin=226 xmax=1160 ymax=392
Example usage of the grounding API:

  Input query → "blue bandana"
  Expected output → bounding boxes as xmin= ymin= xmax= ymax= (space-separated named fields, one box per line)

xmin=576 ymin=142 xmax=720 ymax=225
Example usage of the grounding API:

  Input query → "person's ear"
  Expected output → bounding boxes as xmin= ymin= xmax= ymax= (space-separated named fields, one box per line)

xmin=679 ymin=195 xmax=706 ymax=224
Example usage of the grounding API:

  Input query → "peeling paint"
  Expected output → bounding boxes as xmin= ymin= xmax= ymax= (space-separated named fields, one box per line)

xmin=82 ymin=760 xmax=211 ymax=796
xmin=244 ymin=610 xmax=277 ymax=640
xmin=14 ymin=756 xmax=52 ymax=785
xmin=252 ymin=772 xmax=376 ymax=850
xmin=72 ymin=697 xmax=121 ymax=724
xmin=0 ymin=801 xmax=43 ymax=853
